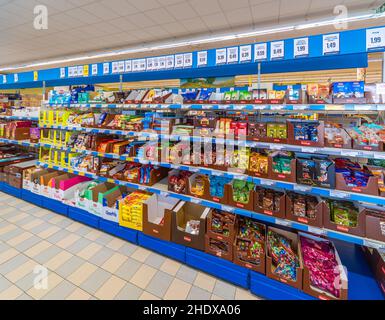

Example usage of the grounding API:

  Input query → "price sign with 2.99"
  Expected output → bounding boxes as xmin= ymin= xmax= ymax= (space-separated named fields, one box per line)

xmin=367 ymin=27 xmax=385 ymax=50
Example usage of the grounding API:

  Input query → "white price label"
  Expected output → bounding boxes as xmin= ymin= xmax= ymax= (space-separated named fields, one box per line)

xmin=139 ymin=59 xmax=146 ymax=71
xmin=308 ymin=226 xmax=326 ymax=235
xmin=375 ymin=153 xmax=385 ymax=160
xmin=60 ymin=68 xmax=66 ymax=78
xmin=363 ymin=239 xmax=385 ymax=250
xmin=239 ymin=45 xmax=252 ymax=62
xmin=103 ymin=63 xmax=110 ymax=74
xmin=260 ymin=179 xmax=275 ymax=186
xmin=153 ymin=57 xmax=160 ymax=70
xmin=77 ymin=66 xmax=83 ymax=76
xmin=302 ymin=147 xmax=317 ymax=153
xmin=68 ymin=67 xmax=73 ymax=77
xmin=125 ymin=60 xmax=132 ymax=72
xmin=132 ymin=60 xmax=140 ymax=72
xmin=111 ymin=62 xmax=118 ymax=74
xmin=118 ymin=61 xmax=125 ymax=73
xmin=270 ymin=41 xmax=284 ymax=60
xmin=216 ymin=48 xmax=227 ymax=65
xmin=175 ymin=54 xmax=184 ymax=68
xmin=294 ymin=37 xmax=309 ymax=57
xmin=330 ymin=190 xmax=349 ymax=199
xmin=191 ymin=198 xmax=202 ymax=204
xmin=275 ymin=219 xmax=292 ymax=227
xmin=147 ymin=58 xmax=154 ymax=71
xmin=366 ymin=27 xmax=385 ymax=50
xmin=159 ymin=57 xmax=166 ymax=69
xmin=14 ymin=73 xmax=18 ymax=82
xmin=323 ymin=33 xmax=340 ymax=55
xmin=183 ymin=53 xmax=193 ymax=68
xmin=91 ymin=64 xmax=98 ymax=75
xmin=376 ymin=83 xmax=385 ymax=95
xmin=254 ymin=43 xmax=267 ymax=61
xmin=166 ymin=55 xmax=174 ymax=69
xmin=73 ymin=67 xmax=78 ymax=77
xmin=341 ymin=151 xmax=359 ymax=157
xmin=2 ymin=75 xmax=6 ymax=83
xmin=227 ymin=47 xmax=239 ymax=63
xmin=221 ymin=205 xmax=235 ymax=213
xmin=197 ymin=51 xmax=208 ymax=66
xmin=294 ymin=185 xmax=312 ymax=192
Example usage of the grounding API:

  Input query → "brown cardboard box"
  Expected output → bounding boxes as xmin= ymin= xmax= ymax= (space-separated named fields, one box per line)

xmin=142 ymin=194 xmax=180 ymax=241
xmin=364 ymin=209 xmax=385 ymax=242
xmin=323 ymin=200 xmax=366 ymax=237
xmin=285 ymin=194 xmax=324 ymax=228
xmin=287 ymin=120 xmax=325 ymax=147
xmin=299 ymin=232 xmax=348 ymax=300
xmin=171 ymin=201 xmax=210 ymax=250
xmin=266 ymin=227 xmax=303 ymax=290
xmin=254 ymin=188 xmax=286 ymax=219
xmin=226 ymin=183 xmax=254 ymax=211
xmin=11 ymin=127 xmax=30 ymax=141
xmin=205 ymin=234 xmax=233 ymax=261
xmin=268 ymin=152 xmax=297 ymax=183
xmin=336 ymin=172 xmax=379 ymax=196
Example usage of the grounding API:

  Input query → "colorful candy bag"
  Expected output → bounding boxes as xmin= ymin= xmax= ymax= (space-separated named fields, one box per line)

xmin=328 ymin=200 xmax=358 ymax=227
xmin=300 ymin=236 xmax=341 ymax=298
xmin=268 ymin=230 xmax=299 ymax=281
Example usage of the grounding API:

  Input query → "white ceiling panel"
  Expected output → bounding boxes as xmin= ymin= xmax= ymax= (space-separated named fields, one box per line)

xmin=0 ymin=0 xmax=380 ymax=69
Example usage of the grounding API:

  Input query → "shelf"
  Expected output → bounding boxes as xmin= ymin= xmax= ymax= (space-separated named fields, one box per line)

xmin=46 ymin=103 xmax=385 ymax=112
xmin=0 ymin=182 xmax=382 ymax=300
xmin=40 ymin=126 xmax=385 ymax=160
xmin=0 ymin=115 xmax=39 ymax=121
xmin=0 ymin=138 xmax=39 ymax=148
xmin=36 ymin=161 xmax=385 ymax=251
xmin=37 ymin=143 xmax=385 ymax=208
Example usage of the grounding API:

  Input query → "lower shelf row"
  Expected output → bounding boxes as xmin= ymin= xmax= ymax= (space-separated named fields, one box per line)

xmin=2 ymin=165 xmax=384 ymax=300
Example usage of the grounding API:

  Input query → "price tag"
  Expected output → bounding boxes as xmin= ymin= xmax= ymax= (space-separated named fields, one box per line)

xmin=91 ymin=64 xmax=98 ymax=75
xmin=330 ymin=190 xmax=349 ymax=199
xmin=73 ymin=67 xmax=78 ymax=77
xmin=83 ymin=65 xmax=89 ymax=77
xmin=175 ymin=54 xmax=184 ymax=68
xmin=159 ymin=56 xmax=166 ymax=69
xmin=190 ymin=198 xmax=202 ymax=204
xmin=260 ymin=179 xmax=275 ymax=187
xmin=227 ymin=47 xmax=239 ymax=63
xmin=166 ymin=55 xmax=174 ymax=69
xmin=341 ymin=151 xmax=359 ymax=157
xmin=363 ymin=239 xmax=385 ymax=250
xmin=132 ymin=60 xmax=140 ymax=72
xmin=160 ymin=191 xmax=169 ymax=198
xmin=147 ymin=58 xmax=154 ymax=71
xmin=294 ymin=185 xmax=312 ymax=192
xmin=323 ymin=33 xmax=340 ymax=55
xmin=2 ymin=75 xmax=6 ymax=83
xmin=254 ymin=43 xmax=267 ymax=61
xmin=366 ymin=27 xmax=385 ymax=50
xmin=154 ymin=57 xmax=161 ymax=70
xmin=125 ymin=60 xmax=132 ymax=72
xmin=139 ymin=59 xmax=146 ymax=71
xmin=118 ymin=61 xmax=125 ymax=73
xmin=14 ymin=73 xmax=18 ymax=82
xmin=221 ymin=205 xmax=235 ymax=213
xmin=111 ymin=62 xmax=118 ymax=74
xmin=60 ymin=68 xmax=66 ymax=78
xmin=308 ymin=226 xmax=326 ymax=236
xmin=275 ymin=219 xmax=292 ymax=227
xmin=294 ymin=37 xmax=309 ymax=58
xmin=239 ymin=45 xmax=252 ymax=62
xmin=270 ymin=41 xmax=284 ymax=60
xmin=301 ymin=147 xmax=317 ymax=153
xmin=183 ymin=53 xmax=193 ymax=68
xmin=77 ymin=66 xmax=83 ymax=76
xmin=33 ymin=71 xmax=38 ymax=81
xmin=215 ymin=48 xmax=227 ymax=65
xmin=197 ymin=51 xmax=207 ymax=66
xmin=103 ymin=63 xmax=110 ymax=74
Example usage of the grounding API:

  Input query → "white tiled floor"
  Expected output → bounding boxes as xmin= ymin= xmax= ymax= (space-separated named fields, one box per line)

xmin=0 ymin=192 xmax=261 ymax=300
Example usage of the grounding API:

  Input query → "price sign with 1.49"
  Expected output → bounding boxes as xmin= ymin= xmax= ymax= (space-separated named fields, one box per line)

xmin=323 ymin=33 xmax=340 ymax=55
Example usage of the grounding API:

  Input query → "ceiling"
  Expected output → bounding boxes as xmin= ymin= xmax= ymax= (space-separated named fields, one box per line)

xmin=0 ymin=0 xmax=383 ymax=70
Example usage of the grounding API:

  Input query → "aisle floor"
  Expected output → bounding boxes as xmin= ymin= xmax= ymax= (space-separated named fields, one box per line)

xmin=0 ymin=192 xmax=260 ymax=300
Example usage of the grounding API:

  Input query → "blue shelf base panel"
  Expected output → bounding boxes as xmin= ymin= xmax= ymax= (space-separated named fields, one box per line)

xmin=68 ymin=207 xmax=100 ymax=229
xmin=21 ymin=190 xmax=43 ymax=207
xmin=334 ymin=240 xmax=384 ymax=300
xmin=138 ymin=233 xmax=186 ymax=263
xmin=0 ymin=184 xmax=22 ymax=198
xmin=250 ymin=271 xmax=315 ymax=300
xmin=99 ymin=219 xmax=138 ymax=245
xmin=41 ymin=198 xmax=68 ymax=216
xmin=186 ymin=248 xmax=249 ymax=289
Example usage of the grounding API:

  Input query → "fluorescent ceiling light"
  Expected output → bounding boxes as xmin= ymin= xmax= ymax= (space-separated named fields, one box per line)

xmin=0 ymin=11 xmax=384 ymax=73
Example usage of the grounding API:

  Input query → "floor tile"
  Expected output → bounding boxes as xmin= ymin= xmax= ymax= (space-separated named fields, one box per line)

xmin=194 ymin=272 xmax=216 ymax=293
xmin=55 ymin=255 xmax=86 ymax=278
xmin=16 ymin=293 xmax=34 ymax=300
xmin=44 ymin=250 xmax=73 ymax=271
xmin=77 ymin=242 xmax=103 ymax=260
xmin=36 ymin=225 xmax=61 ymax=240
xmin=131 ymin=247 xmax=152 ymax=263
xmin=41 ymin=280 xmax=77 ymax=300
xmin=15 ymin=271 xmax=38 ymax=291
xmin=0 ymin=276 xmax=13 ymax=292
xmin=24 ymin=240 xmax=52 ymax=259
xmin=118 ymin=242 xmax=138 ymax=256
xmin=0 ymin=227 xmax=23 ymax=242
xmin=6 ymin=212 xmax=29 ymax=224
xmin=67 ymin=262 xmax=98 ymax=286
xmin=26 ymin=272 xmax=64 ymax=300
xmin=94 ymin=233 xmax=115 ymax=246
xmin=94 ymin=275 xmax=127 ymax=300
xmin=0 ymin=285 xmax=23 ymax=300
xmin=187 ymin=286 xmax=212 ymax=300
xmin=129 ymin=264 xmax=157 ymax=289
xmin=106 ymin=237 xmax=126 ymax=251
xmin=0 ymin=253 xmax=29 ymax=275
xmin=235 ymin=287 xmax=261 ymax=300
xmin=46 ymin=229 xmax=71 ymax=244
xmin=78 ymin=268 xmax=111 ymax=295
xmin=145 ymin=270 xmax=174 ymax=298
xmin=212 ymin=280 xmax=236 ymax=300
xmin=65 ymin=237 xmax=93 ymax=255
xmin=65 ymin=288 xmax=92 ymax=300
xmin=139 ymin=291 xmax=161 ymax=300
xmin=5 ymin=259 xmax=37 ymax=283
xmin=115 ymin=282 xmax=143 ymax=300
xmin=176 ymin=265 xmax=198 ymax=284
xmin=101 ymin=252 xmax=128 ymax=273
xmin=88 ymin=247 xmax=115 ymax=266
xmin=56 ymin=234 xmax=81 ymax=249
xmin=145 ymin=252 xmax=166 ymax=269
xmin=13 ymin=235 xmax=41 ymax=252
xmin=160 ymin=258 xmax=181 ymax=276
xmin=29 ymin=221 xmax=54 ymax=235
xmin=33 ymin=245 xmax=63 ymax=265
xmin=0 ymin=248 xmax=19 ymax=265
xmin=164 ymin=278 xmax=191 ymax=300
xmin=114 ymin=257 xmax=142 ymax=281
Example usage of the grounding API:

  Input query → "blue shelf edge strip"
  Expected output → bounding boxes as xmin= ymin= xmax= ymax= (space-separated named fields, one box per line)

xmin=0 ymin=183 xmax=383 ymax=300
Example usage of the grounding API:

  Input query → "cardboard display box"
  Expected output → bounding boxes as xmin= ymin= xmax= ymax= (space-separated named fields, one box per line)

xmin=142 ymin=194 xmax=180 ymax=241
xmin=363 ymin=207 xmax=385 ymax=242
xmin=102 ymin=186 xmax=128 ymax=223
xmin=266 ymin=227 xmax=303 ymax=290
xmin=88 ymin=182 xmax=120 ymax=217
xmin=4 ymin=160 xmax=37 ymax=189
xmin=299 ymin=232 xmax=348 ymax=300
xmin=268 ymin=152 xmax=297 ymax=183
xmin=335 ymin=172 xmax=379 ymax=196
xmin=226 ymin=182 xmax=254 ymax=211
xmin=287 ymin=120 xmax=325 ymax=148
xmin=254 ymin=187 xmax=286 ymax=219
xmin=171 ymin=201 xmax=210 ymax=251
xmin=29 ymin=169 xmax=53 ymax=194
xmin=285 ymin=193 xmax=324 ymax=228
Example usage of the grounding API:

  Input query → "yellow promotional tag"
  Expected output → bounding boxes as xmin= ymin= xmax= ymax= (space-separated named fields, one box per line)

xmin=83 ymin=65 xmax=89 ymax=77
xmin=33 ymin=71 xmax=38 ymax=81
